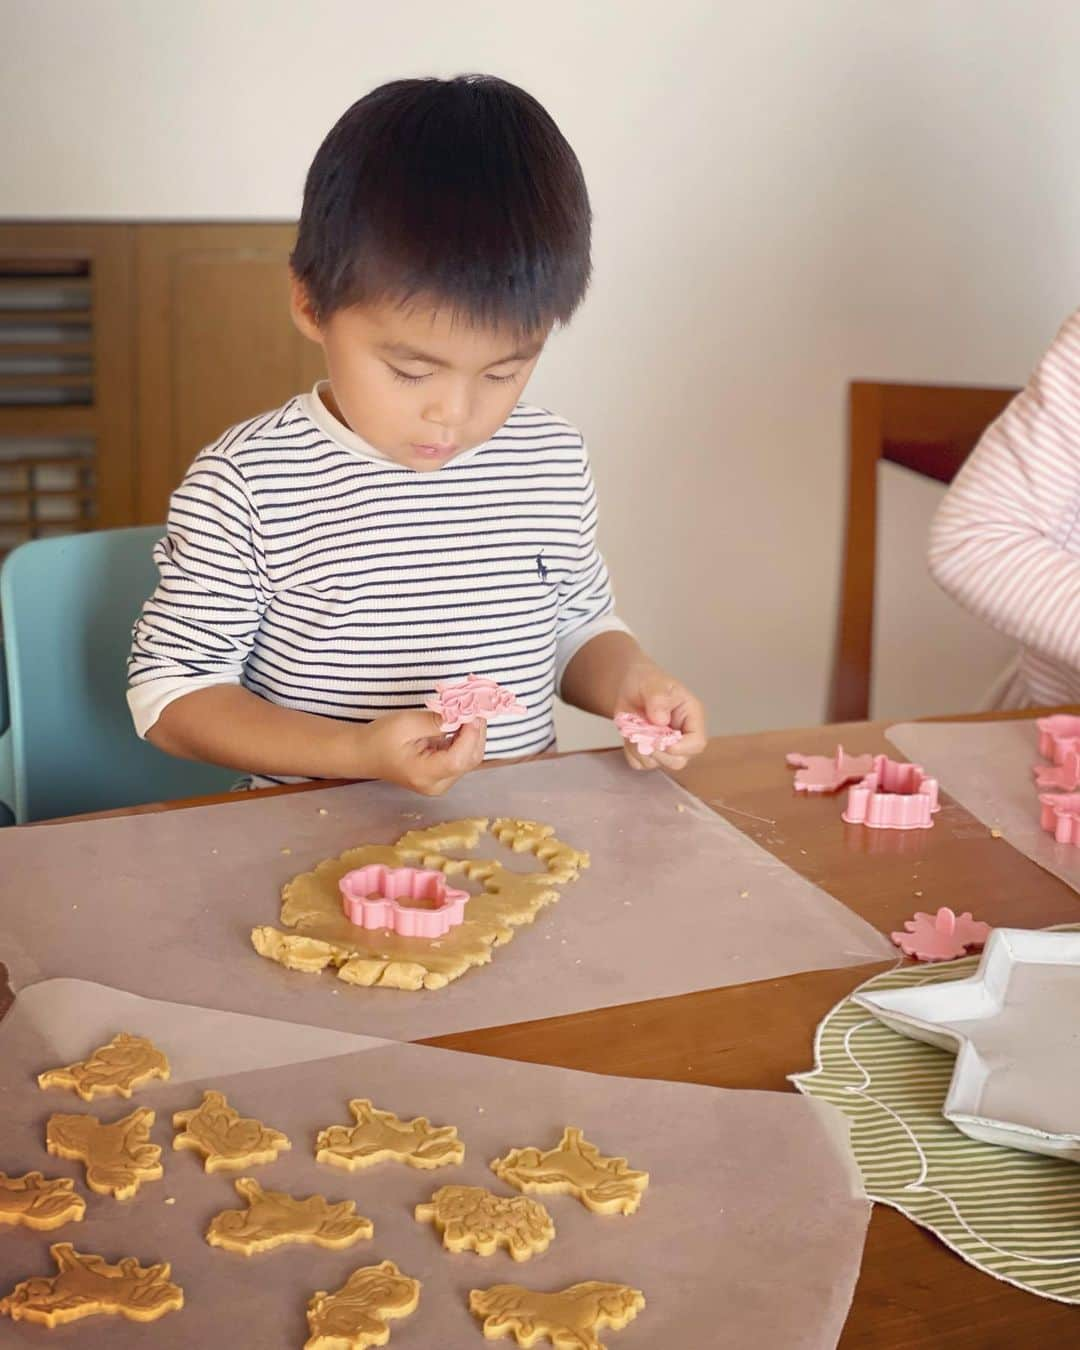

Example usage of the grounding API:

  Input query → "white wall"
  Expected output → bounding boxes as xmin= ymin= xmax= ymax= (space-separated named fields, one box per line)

xmin=4 ymin=0 xmax=1080 ymax=747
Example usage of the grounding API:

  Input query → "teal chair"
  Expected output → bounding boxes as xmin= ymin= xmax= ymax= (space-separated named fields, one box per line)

xmin=0 ymin=527 xmax=236 ymax=824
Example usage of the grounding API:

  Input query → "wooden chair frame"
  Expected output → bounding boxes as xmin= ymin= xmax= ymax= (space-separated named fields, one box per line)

xmin=828 ymin=380 xmax=1018 ymax=724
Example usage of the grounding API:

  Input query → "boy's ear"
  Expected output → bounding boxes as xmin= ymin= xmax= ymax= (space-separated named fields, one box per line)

xmin=289 ymin=271 xmax=323 ymax=343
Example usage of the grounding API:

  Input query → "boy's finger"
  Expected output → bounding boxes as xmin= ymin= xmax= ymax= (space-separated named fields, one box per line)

xmin=644 ymin=689 xmax=678 ymax=727
xmin=654 ymin=752 xmax=689 ymax=771
xmin=443 ymin=719 xmax=487 ymax=772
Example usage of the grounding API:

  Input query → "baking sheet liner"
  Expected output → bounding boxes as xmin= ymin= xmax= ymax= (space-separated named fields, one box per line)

xmin=0 ymin=979 xmax=872 ymax=1348
xmin=0 ymin=754 xmax=894 ymax=1041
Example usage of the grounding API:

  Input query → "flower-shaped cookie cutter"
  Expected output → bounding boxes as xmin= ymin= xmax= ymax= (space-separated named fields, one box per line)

xmin=1036 ymin=715 xmax=1080 ymax=766
xmin=786 ymin=745 xmax=875 ymax=794
xmin=842 ymin=755 xmax=940 ymax=830
xmin=1038 ymin=792 xmax=1080 ymax=846
xmin=339 ymin=865 xmax=470 ymax=939
xmin=425 ymin=675 xmax=527 ymax=734
xmin=614 ymin=713 xmax=683 ymax=757
xmin=890 ymin=906 xmax=991 ymax=962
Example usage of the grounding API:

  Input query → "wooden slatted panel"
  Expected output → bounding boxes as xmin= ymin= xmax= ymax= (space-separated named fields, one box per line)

xmin=0 ymin=225 xmax=135 ymax=562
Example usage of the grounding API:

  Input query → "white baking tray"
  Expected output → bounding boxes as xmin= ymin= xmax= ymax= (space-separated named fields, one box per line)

xmin=853 ymin=928 xmax=1080 ymax=1160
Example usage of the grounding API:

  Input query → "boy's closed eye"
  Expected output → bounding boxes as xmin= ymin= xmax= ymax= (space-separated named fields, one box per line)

xmin=386 ymin=363 xmax=524 ymax=386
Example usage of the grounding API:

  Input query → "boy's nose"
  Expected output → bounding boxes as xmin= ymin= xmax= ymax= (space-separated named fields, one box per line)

xmin=422 ymin=384 xmax=471 ymax=431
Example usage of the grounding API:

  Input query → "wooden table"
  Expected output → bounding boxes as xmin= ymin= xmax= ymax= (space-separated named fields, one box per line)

xmin=5 ymin=715 xmax=1078 ymax=1348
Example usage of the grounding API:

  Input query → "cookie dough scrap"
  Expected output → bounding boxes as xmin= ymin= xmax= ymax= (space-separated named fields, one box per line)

xmin=173 ymin=1090 xmax=291 ymax=1173
xmin=305 ymin=1259 xmax=420 ymax=1350
xmin=415 ymin=1184 xmax=554 ymax=1262
xmin=0 ymin=1243 xmax=183 ymax=1328
xmin=469 ymin=1282 xmax=645 ymax=1348
xmin=37 ymin=1032 xmax=170 ymax=1102
xmin=252 ymin=818 xmax=588 ymax=993
xmin=206 ymin=1176 xmax=373 ymax=1255
xmin=46 ymin=1107 xmax=163 ymax=1200
xmin=0 ymin=1171 xmax=86 ymax=1231
xmin=491 ymin=1127 xmax=649 ymax=1216
xmin=316 ymin=1098 xmax=465 ymax=1172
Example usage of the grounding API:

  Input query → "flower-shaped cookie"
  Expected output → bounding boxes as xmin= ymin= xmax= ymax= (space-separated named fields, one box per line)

xmin=415 ymin=1185 xmax=554 ymax=1262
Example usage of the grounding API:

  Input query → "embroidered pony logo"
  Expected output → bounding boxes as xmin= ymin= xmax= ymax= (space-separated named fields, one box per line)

xmin=536 ymin=553 xmax=549 ymax=583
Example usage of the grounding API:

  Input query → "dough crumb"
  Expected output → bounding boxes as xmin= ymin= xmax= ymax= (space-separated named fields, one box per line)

xmin=914 ymin=890 xmax=923 ymax=897
xmin=281 ymin=847 xmax=292 ymax=855
xmin=739 ymin=890 xmax=750 ymax=899
xmin=318 ymin=808 xmax=329 ymax=816
xmin=676 ymin=803 xmax=687 ymax=813
xmin=990 ymin=828 xmax=1003 ymax=839
xmin=164 ymin=1197 xmax=176 ymax=1205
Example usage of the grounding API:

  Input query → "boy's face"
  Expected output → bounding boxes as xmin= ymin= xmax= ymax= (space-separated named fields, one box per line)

xmin=291 ymin=281 xmax=548 ymax=472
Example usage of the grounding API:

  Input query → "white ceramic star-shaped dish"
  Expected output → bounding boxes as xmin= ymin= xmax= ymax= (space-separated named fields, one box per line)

xmin=853 ymin=928 xmax=1080 ymax=1161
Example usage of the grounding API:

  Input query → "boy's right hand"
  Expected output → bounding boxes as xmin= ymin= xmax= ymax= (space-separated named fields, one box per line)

xmin=354 ymin=711 xmax=487 ymax=796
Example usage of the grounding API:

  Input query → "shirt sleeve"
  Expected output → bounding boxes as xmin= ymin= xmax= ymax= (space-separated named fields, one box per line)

xmin=553 ymin=436 xmax=632 ymax=692
xmin=127 ymin=453 xmax=268 ymax=738
xmin=928 ymin=308 xmax=1080 ymax=671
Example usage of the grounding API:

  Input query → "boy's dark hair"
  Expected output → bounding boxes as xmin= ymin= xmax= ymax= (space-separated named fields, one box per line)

xmin=291 ymin=75 xmax=591 ymax=334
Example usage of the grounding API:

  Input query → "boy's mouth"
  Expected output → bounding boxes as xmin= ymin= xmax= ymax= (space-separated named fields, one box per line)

xmin=411 ymin=443 xmax=458 ymax=462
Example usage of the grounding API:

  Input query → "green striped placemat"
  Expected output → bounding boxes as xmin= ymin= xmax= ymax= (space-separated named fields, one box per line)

xmin=792 ymin=938 xmax=1080 ymax=1304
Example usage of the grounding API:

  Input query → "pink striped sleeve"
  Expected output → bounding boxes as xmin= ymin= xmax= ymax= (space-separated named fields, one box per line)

xmin=928 ymin=308 xmax=1080 ymax=670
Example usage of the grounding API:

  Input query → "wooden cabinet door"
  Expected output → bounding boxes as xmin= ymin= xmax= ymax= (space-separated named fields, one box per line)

xmin=134 ymin=224 xmax=324 ymax=522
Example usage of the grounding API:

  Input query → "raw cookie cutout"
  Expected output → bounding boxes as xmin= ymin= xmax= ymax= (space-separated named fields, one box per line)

xmin=315 ymin=1098 xmax=464 ymax=1172
xmin=415 ymin=1184 xmax=554 ymax=1262
xmin=46 ymin=1107 xmax=163 ymax=1200
xmin=0 ymin=1244 xmax=183 ymax=1328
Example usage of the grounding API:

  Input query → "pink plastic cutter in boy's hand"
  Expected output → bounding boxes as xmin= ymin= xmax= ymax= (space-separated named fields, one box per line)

xmin=425 ymin=674 xmax=527 ymax=734
xmin=615 ymin=712 xmax=683 ymax=757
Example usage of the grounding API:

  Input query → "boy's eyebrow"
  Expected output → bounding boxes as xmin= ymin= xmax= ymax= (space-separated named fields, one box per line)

xmin=379 ymin=341 xmax=542 ymax=369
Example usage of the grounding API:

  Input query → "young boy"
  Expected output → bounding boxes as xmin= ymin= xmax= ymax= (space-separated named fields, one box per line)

xmin=128 ymin=75 xmax=706 ymax=794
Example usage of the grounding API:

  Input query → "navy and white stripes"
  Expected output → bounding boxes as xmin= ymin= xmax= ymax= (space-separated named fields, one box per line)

xmin=128 ymin=387 xmax=627 ymax=779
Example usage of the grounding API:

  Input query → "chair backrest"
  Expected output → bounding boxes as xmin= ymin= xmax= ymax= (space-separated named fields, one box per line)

xmin=0 ymin=527 xmax=235 ymax=823
xmin=828 ymin=380 xmax=1019 ymax=724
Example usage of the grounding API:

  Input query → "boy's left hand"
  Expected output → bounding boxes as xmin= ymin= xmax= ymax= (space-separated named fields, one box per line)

xmin=614 ymin=661 xmax=707 ymax=772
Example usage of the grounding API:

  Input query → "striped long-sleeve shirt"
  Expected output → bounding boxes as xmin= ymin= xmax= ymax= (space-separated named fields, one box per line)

xmin=127 ymin=385 xmax=629 ymax=780
xmin=929 ymin=308 xmax=1080 ymax=707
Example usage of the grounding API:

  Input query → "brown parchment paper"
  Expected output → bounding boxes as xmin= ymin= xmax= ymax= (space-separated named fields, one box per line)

xmin=0 ymin=754 xmax=894 ymax=1040
xmin=888 ymin=720 xmax=1080 ymax=898
xmin=0 ymin=980 xmax=872 ymax=1349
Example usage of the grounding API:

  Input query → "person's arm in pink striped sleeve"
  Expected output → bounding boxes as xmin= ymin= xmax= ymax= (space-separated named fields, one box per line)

xmin=928 ymin=308 xmax=1080 ymax=670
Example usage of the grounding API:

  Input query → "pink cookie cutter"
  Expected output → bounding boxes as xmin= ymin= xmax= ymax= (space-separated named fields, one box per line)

xmin=425 ymin=674 xmax=527 ymax=734
xmin=1036 ymin=714 xmax=1080 ymax=766
xmin=1034 ymin=747 xmax=1080 ymax=791
xmin=890 ymin=906 xmax=991 ymax=962
xmin=1038 ymin=793 xmax=1080 ymax=846
xmin=842 ymin=755 xmax=940 ymax=830
xmin=615 ymin=713 xmax=683 ymax=757
xmin=338 ymin=865 xmax=470 ymax=939
xmin=786 ymin=746 xmax=875 ymax=794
